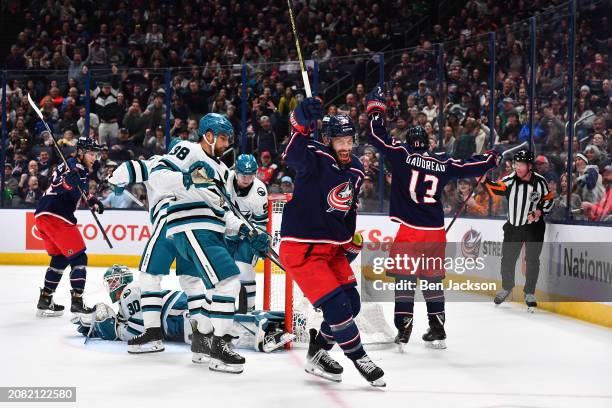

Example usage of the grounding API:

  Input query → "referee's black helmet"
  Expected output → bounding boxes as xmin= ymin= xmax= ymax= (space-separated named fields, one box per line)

xmin=513 ymin=149 xmax=535 ymax=164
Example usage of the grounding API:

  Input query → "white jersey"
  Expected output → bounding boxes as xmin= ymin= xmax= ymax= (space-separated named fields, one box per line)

xmin=226 ymin=171 xmax=269 ymax=231
xmin=148 ymin=141 xmax=243 ymax=236
xmin=116 ymin=281 xmax=185 ymax=341
xmin=108 ymin=157 xmax=174 ymax=225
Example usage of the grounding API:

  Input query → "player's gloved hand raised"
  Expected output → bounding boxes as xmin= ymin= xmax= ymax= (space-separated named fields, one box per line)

xmin=366 ymin=86 xmax=387 ymax=116
xmin=182 ymin=162 xmax=215 ymax=189
xmin=485 ymin=145 xmax=503 ymax=165
xmin=87 ymin=195 xmax=105 ymax=214
xmin=290 ymin=97 xmax=322 ymax=134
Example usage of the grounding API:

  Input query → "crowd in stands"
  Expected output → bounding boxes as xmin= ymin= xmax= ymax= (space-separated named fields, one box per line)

xmin=1 ymin=0 xmax=610 ymax=222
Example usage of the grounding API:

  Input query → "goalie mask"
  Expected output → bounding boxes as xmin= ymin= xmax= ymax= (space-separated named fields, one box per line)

xmin=103 ymin=264 xmax=133 ymax=303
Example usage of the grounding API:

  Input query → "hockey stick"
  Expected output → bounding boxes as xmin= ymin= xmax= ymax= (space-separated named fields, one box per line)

xmin=27 ymin=93 xmax=113 ymax=248
xmin=286 ymin=0 xmax=312 ymax=97
xmin=445 ymin=141 xmax=529 ymax=233
xmin=123 ymin=189 xmax=145 ymax=208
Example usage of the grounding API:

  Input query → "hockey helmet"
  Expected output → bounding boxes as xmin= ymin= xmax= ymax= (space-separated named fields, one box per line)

xmin=168 ymin=137 xmax=181 ymax=152
xmin=327 ymin=114 xmax=356 ymax=141
xmin=236 ymin=154 xmax=258 ymax=176
xmin=103 ymin=264 xmax=133 ymax=303
xmin=407 ymin=126 xmax=428 ymax=151
xmin=513 ymin=149 xmax=535 ymax=164
xmin=198 ymin=113 xmax=234 ymax=141
xmin=76 ymin=136 xmax=101 ymax=152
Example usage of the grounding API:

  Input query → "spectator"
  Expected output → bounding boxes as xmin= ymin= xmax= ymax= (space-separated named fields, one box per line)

xmin=256 ymin=151 xmax=277 ymax=185
xmin=580 ymin=165 xmax=612 ymax=221
xmin=76 ymin=106 xmax=100 ymax=137
xmin=359 ymin=176 xmax=380 ymax=213
xmin=20 ymin=176 xmax=43 ymax=207
xmin=280 ymin=176 xmax=294 ymax=194
xmin=254 ymin=115 xmax=277 ymax=157
xmin=574 ymin=153 xmax=605 ymax=204
xmin=3 ymin=163 xmax=20 ymax=202
xmin=93 ymin=75 xmax=121 ymax=146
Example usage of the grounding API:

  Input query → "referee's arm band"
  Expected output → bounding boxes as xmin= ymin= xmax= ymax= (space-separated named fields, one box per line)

xmin=484 ymin=178 xmax=507 ymax=196
xmin=538 ymin=191 xmax=555 ymax=213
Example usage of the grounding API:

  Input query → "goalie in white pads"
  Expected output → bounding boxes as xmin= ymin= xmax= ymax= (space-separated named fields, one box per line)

xmin=148 ymin=113 xmax=269 ymax=373
xmin=72 ymin=265 xmax=293 ymax=352
xmin=107 ymin=149 xmax=178 ymax=354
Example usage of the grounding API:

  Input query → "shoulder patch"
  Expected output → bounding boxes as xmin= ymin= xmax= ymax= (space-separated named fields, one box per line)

xmin=257 ymin=187 xmax=266 ymax=196
xmin=122 ymin=289 xmax=131 ymax=299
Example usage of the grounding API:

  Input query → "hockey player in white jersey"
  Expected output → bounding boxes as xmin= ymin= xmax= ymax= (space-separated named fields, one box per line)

xmin=226 ymin=154 xmax=269 ymax=313
xmin=72 ymin=265 xmax=293 ymax=352
xmin=148 ymin=113 xmax=270 ymax=373
xmin=106 ymin=148 xmax=178 ymax=354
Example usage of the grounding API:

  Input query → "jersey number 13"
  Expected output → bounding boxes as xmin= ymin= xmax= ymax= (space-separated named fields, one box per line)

xmin=408 ymin=170 xmax=439 ymax=203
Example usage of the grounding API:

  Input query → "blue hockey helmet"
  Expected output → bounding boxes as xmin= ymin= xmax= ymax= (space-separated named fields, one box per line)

xmin=407 ymin=125 xmax=428 ymax=151
xmin=76 ymin=136 xmax=101 ymax=152
xmin=327 ymin=114 xmax=356 ymax=141
xmin=198 ymin=113 xmax=234 ymax=141
xmin=236 ymin=154 xmax=258 ymax=176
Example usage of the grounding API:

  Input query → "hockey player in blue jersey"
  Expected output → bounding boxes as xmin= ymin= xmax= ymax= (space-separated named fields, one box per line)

xmin=35 ymin=137 xmax=104 ymax=317
xmin=278 ymin=98 xmax=385 ymax=387
xmin=226 ymin=154 xmax=269 ymax=313
xmin=366 ymin=86 xmax=499 ymax=350
xmin=72 ymin=265 xmax=293 ymax=352
xmin=148 ymin=113 xmax=269 ymax=373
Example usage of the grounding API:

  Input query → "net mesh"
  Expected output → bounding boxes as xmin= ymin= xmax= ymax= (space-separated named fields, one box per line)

xmin=264 ymin=194 xmax=395 ymax=347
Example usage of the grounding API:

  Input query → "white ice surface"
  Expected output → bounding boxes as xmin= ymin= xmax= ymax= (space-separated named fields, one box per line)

xmin=0 ymin=265 xmax=610 ymax=408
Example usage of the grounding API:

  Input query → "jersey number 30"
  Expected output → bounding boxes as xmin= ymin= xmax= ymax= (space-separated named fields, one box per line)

xmin=409 ymin=170 xmax=439 ymax=203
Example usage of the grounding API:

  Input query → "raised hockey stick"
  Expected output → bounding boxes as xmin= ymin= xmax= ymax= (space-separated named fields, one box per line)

xmin=445 ymin=141 xmax=529 ymax=233
xmin=27 ymin=93 xmax=113 ymax=248
xmin=122 ymin=189 xmax=145 ymax=208
xmin=286 ymin=0 xmax=312 ymax=97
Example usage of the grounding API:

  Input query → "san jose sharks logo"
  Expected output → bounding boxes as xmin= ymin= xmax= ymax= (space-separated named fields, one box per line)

xmin=461 ymin=228 xmax=482 ymax=259
xmin=327 ymin=181 xmax=354 ymax=213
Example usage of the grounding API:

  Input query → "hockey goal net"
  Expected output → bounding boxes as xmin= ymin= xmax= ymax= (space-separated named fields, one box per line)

xmin=263 ymin=193 xmax=395 ymax=348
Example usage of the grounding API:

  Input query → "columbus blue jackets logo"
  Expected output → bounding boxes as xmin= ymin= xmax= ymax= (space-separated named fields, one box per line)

xmin=326 ymin=182 xmax=354 ymax=213
xmin=461 ymin=228 xmax=482 ymax=259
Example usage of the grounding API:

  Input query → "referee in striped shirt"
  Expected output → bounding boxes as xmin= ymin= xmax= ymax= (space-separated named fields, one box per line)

xmin=484 ymin=149 xmax=554 ymax=310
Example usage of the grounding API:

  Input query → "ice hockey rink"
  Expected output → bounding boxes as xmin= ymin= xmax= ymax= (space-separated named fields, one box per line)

xmin=1 ymin=265 xmax=610 ymax=408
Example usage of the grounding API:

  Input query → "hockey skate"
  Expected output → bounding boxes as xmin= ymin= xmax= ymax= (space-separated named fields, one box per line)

xmin=525 ymin=293 xmax=537 ymax=313
xmin=36 ymin=289 xmax=64 ymax=317
xmin=423 ymin=313 xmax=446 ymax=349
xmin=394 ymin=316 xmax=413 ymax=353
xmin=209 ymin=334 xmax=245 ymax=374
xmin=304 ymin=328 xmax=343 ymax=383
xmin=190 ymin=321 xmax=212 ymax=364
xmin=127 ymin=327 xmax=165 ymax=354
xmin=353 ymin=355 xmax=386 ymax=387
xmin=70 ymin=290 xmax=94 ymax=314
xmin=494 ymin=289 xmax=512 ymax=305
xmin=256 ymin=318 xmax=296 ymax=353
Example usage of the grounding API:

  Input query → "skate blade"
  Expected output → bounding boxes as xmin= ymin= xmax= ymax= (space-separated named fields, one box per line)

xmin=127 ymin=341 xmax=165 ymax=354
xmin=209 ymin=359 xmax=244 ymax=374
xmin=36 ymin=309 xmax=63 ymax=317
xmin=368 ymin=377 xmax=386 ymax=387
xmin=263 ymin=333 xmax=296 ymax=353
xmin=396 ymin=341 xmax=407 ymax=353
xmin=192 ymin=353 xmax=210 ymax=364
xmin=527 ymin=306 xmax=536 ymax=313
xmin=425 ymin=339 xmax=447 ymax=349
xmin=304 ymin=363 xmax=342 ymax=383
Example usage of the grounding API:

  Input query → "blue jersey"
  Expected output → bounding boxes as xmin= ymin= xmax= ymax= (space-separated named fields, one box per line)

xmin=368 ymin=120 xmax=497 ymax=230
xmin=35 ymin=158 xmax=88 ymax=225
xmin=280 ymin=128 xmax=364 ymax=244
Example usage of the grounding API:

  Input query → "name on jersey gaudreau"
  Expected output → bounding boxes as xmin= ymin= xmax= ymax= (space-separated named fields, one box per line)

xmin=406 ymin=155 xmax=446 ymax=172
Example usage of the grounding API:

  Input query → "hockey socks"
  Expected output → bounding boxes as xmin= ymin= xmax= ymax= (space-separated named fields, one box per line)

xmin=140 ymin=272 xmax=163 ymax=329
xmin=68 ymin=253 xmax=88 ymax=292
xmin=393 ymin=277 xmax=416 ymax=330
xmin=319 ymin=291 xmax=365 ymax=361
xmin=42 ymin=255 xmax=69 ymax=294
xmin=316 ymin=287 xmax=362 ymax=350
